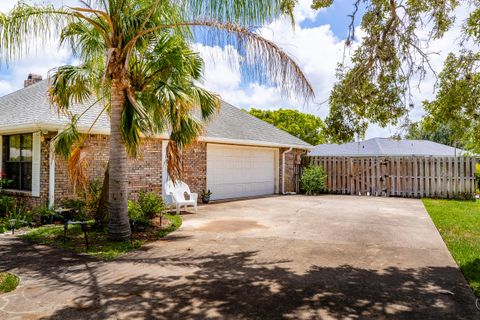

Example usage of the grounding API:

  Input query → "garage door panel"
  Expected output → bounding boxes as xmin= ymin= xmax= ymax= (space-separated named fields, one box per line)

xmin=207 ymin=144 xmax=276 ymax=200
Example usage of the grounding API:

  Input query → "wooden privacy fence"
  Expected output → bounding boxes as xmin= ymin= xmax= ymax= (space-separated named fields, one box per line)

xmin=303 ymin=156 xmax=477 ymax=198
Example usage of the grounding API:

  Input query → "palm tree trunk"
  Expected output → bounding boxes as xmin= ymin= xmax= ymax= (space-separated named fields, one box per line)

xmin=108 ymin=79 xmax=131 ymax=241
xmin=95 ymin=162 xmax=109 ymax=228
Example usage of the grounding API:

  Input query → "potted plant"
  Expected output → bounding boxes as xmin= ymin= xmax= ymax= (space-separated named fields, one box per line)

xmin=201 ymin=190 xmax=212 ymax=204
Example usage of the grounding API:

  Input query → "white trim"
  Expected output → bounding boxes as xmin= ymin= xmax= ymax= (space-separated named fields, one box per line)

xmin=0 ymin=123 xmax=110 ymax=136
xmin=198 ymin=136 xmax=312 ymax=150
xmin=31 ymin=132 xmax=41 ymax=197
xmin=282 ymin=147 xmax=293 ymax=194
xmin=161 ymin=140 xmax=168 ymax=199
xmin=274 ymin=149 xmax=280 ymax=194
xmin=48 ymin=143 xmax=56 ymax=209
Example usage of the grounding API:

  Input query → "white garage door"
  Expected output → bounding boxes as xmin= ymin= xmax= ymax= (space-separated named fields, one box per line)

xmin=207 ymin=144 xmax=277 ymax=200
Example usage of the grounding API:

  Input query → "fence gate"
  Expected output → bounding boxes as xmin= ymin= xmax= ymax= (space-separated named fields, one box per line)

xmin=302 ymin=156 xmax=477 ymax=198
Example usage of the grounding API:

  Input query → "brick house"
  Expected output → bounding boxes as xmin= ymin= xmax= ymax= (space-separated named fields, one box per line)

xmin=0 ymin=75 xmax=311 ymax=209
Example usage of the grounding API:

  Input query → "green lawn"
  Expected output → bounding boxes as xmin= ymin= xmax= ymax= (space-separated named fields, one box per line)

xmin=0 ymin=272 xmax=19 ymax=293
xmin=423 ymin=199 xmax=480 ymax=296
xmin=21 ymin=214 xmax=182 ymax=261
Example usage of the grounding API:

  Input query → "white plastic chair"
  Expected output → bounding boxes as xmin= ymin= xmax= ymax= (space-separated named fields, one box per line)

xmin=164 ymin=180 xmax=175 ymax=205
xmin=165 ymin=180 xmax=198 ymax=214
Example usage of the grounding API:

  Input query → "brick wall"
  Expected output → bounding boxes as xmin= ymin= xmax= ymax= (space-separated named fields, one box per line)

xmin=279 ymin=148 xmax=305 ymax=193
xmin=10 ymin=133 xmax=305 ymax=209
xmin=55 ymin=135 xmax=164 ymax=204
xmin=180 ymin=141 xmax=207 ymax=197
xmin=127 ymin=138 xmax=163 ymax=200
xmin=54 ymin=134 xmax=110 ymax=204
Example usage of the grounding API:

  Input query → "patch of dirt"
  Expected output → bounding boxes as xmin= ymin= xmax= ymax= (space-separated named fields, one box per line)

xmin=196 ymin=219 xmax=268 ymax=233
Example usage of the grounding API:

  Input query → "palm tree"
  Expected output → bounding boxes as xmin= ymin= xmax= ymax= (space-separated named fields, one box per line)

xmin=51 ymin=32 xmax=219 ymax=229
xmin=0 ymin=0 xmax=314 ymax=241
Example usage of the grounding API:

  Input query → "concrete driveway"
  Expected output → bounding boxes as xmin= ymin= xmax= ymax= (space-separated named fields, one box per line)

xmin=0 ymin=195 xmax=478 ymax=319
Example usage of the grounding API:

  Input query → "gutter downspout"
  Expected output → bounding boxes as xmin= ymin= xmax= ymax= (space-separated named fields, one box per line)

xmin=282 ymin=147 xmax=293 ymax=194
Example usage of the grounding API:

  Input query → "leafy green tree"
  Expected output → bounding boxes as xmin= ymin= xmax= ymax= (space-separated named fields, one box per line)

xmin=402 ymin=121 xmax=461 ymax=148
xmin=247 ymin=108 xmax=327 ymax=145
xmin=0 ymin=1 xmax=314 ymax=240
xmin=307 ymin=0 xmax=465 ymax=142
xmin=422 ymin=51 xmax=480 ymax=153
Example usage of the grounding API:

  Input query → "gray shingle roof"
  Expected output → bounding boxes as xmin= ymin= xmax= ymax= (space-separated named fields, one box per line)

xmin=0 ymin=80 xmax=110 ymax=133
xmin=0 ymin=80 xmax=310 ymax=149
xmin=205 ymin=101 xmax=310 ymax=147
xmin=309 ymin=138 xmax=467 ymax=157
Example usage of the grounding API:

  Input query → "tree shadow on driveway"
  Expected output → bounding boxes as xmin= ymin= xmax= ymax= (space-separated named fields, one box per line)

xmin=0 ymin=237 xmax=478 ymax=319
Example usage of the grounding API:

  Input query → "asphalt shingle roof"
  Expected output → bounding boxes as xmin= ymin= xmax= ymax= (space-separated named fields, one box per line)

xmin=0 ymin=80 xmax=110 ymax=132
xmin=309 ymin=138 xmax=467 ymax=157
xmin=0 ymin=80 xmax=310 ymax=149
xmin=205 ymin=101 xmax=310 ymax=147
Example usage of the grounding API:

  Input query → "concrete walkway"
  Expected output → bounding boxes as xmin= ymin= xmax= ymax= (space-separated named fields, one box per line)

xmin=0 ymin=195 xmax=478 ymax=319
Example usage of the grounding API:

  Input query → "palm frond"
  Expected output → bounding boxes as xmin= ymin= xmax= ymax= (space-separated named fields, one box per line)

xmin=68 ymin=145 xmax=90 ymax=193
xmin=190 ymin=20 xmax=314 ymax=100
xmin=166 ymin=140 xmax=182 ymax=181
xmin=167 ymin=115 xmax=204 ymax=179
xmin=120 ymin=99 xmax=148 ymax=157
xmin=191 ymin=86 xmax=220 ymax=120
xmin=141 ymin=21 xmax=314 ymax=100
xmin=51 ymin=118 xmax=81 ymax=158
xmin=182 ymin=0 xmax=290 ymax=26
xmin=0 ymin=3 xmax=75 ymax=63
xmin=49 ymin=65 xmax=100 ymax=111
xmin=60 ymin=20 xmax=106 ymax=62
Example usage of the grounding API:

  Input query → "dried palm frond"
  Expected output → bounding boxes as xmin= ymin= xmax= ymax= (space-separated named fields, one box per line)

xmin=166 ymin=140 xmax=183 ymax=182
xmin=68 ymin=144 xmax=91 ymax=193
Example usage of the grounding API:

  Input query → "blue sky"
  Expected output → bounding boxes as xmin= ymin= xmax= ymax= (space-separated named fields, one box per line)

xmin=300 ymin=0 xmax=365 ymax=38
xmin=0 ymin=0 xmax=469 ymax=140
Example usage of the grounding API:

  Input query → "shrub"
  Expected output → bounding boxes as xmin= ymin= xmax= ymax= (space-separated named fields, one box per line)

xmin=0 ymin=272 xmax=19 ymax=293
xmin=85 ymin=179 xmax=103 ymax=213
xmin=37 ymin=205 xmax=55 ymax=225
xmin=59 ymin=198 xmax=89 ymax=221
xmin=137 ymin=192 xmax=165 ymax=220
xmin=128 ymin=192 xmax=165 ymax=230
xmin=128 ymin=200 xmax=149 ymax=229
xmin=0 ymin=195 xmax=15 ymax=217
xmin=300 ymin=165 xmax=327 ymax=195
xmin=0 ymin=171 xmax=12 ymax=194
xmin=8 ymin=207 xmax=35 ymax=229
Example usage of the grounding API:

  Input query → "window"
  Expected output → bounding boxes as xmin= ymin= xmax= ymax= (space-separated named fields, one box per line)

xmin=2 ymin=134 xmax=33 ymax=191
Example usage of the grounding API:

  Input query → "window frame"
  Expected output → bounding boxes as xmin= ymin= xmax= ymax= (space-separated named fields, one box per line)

xmin=2 ymin=133 xmax=33 ymax=191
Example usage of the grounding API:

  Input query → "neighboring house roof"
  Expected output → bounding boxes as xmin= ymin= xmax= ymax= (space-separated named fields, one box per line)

xmin=310 ymin=137 xmax=468 ymax=157
xmin=0 ymin=80 xmax=310 ymax=149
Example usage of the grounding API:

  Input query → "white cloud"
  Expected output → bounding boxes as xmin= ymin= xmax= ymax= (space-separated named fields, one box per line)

xmin=0 ymin=38 xmax=71 ymax=95
xmin=292 ymin=0 xmax=321 ymax=21
xmin=0 ymin=0 xmax=75 ymax=95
